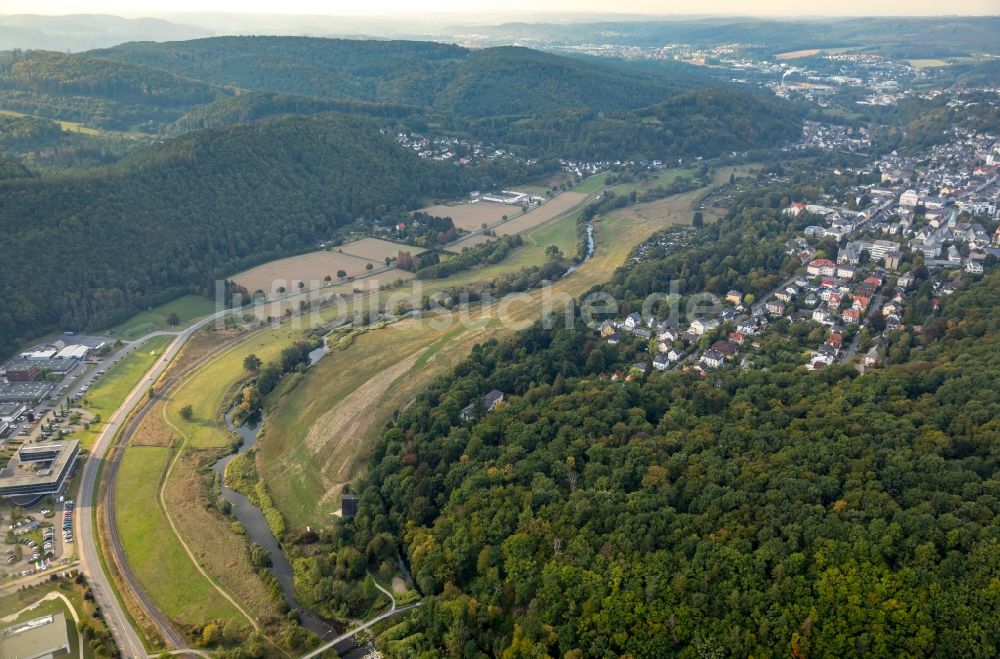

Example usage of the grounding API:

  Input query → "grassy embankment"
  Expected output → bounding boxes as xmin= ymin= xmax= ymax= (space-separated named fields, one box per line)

xmin=111 ymin=166 xmax=746 ymax=638
xmin=113 ymin=327 xmax=293 ymax=641
xmin=259 ymin=167 xmax=735 ymax=530
xmin=110 ymin=295 xmax=216 ymax=340
xmin=68 ymin=334 xmax=174 ymax=449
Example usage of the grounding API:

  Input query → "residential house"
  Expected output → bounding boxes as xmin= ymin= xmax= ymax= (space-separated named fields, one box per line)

xmin=812 ymin=309 xmax=834 ymax=325
xmin=836 ymin=264 xmax=857 ymax=279
xmin=825 ymin=332 xmax=843 ymax=352
xmin=807 ymin=258 xmax=836 ymax=277
xmin=690 ymin=317 xmax=720 ymax=335
xmin=726 ymin=290 xmax=742 ymax=305
xmin=843 ymin=308 xmax=862 ymax=324
xmin=765 ymin=300 xmax=786 ymax=316
xmin=711 ymin=340 xmax=739 ymax=359
xmin=701 ymin=350 xmax=725 ymax=369
xmin=657 ymin=329 xmax=679 ymax=343
xmin=865 ymin=344 xmax=884 ymax=367
xmin=652 ymin=355 xmax=671 ymax=371
xmin=460 ymin=389 xmax=505 ymax=421
xmin=623 ymin=312 xmax=643 ymax=330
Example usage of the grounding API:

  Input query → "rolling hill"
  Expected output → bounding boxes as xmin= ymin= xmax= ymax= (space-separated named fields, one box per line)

xmin=0 ymin=49 xmax=224 ymax=130
xmin=91 ymin=36 xmax=706 ymax=116
xmin=0 ymin=112 xmax=469 ymax=356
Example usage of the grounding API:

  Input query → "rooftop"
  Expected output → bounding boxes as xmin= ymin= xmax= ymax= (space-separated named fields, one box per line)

xmin=1 ymin=612 xmax=70 ymax=659
xmin=0 ymin=440 xmax=79 ymax=487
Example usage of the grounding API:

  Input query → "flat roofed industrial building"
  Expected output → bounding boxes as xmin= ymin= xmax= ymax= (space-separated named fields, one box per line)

xmin=0 ymin=612 xmax=71 ymax=659
xmin=0 ymin=440 xmax=79 ymax=506
xmin=0 ymin=382 xmax=53 ymax=404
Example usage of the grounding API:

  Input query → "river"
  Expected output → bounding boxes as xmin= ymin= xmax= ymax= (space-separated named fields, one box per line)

xmin=212 ymin=335 xmax=381 ymax=653
xmin=215 ymin=410 xmax=340 ymax=641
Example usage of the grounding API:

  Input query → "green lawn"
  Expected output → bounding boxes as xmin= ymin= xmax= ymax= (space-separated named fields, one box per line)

xmin=110 ymin=295 xmax=216 ymax=339
xmin=72 ymin=335 xmax=174 ymax=448
xmin=573 ymin=172 xmax=611 ymax=194
xmin=115 ymin=445 xmax=243 ymax=626
xmin=165 ymin=324 xmax=310 ymax=449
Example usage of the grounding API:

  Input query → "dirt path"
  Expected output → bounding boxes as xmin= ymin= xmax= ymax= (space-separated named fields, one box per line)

xmin=159 ymin=405 xmax=263 ymax=634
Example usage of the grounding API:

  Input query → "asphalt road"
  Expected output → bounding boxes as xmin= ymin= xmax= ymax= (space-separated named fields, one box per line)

xmin=76 ymin=311 xmax=230 ymax=657
xmin=77 ymin=281 xmax=352 ymax=657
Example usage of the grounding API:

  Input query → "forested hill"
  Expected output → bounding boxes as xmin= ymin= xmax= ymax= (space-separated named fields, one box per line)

xmin=336 ymin=226 xmax=1000 ymax=654
xmin=164 ymin=92 xmax=425 ymax=136
xmin=0 ymin=113 xmax=472 ymax=357
xmin=0 ymin=49 xmax=223 ymax=130
xmin=0 ymin=37 xmax=799 ymax=161
xmin=90 ymin=36 xmax=708 ymax=116
xmin=0 ymin=155 xmax=33 ymax=179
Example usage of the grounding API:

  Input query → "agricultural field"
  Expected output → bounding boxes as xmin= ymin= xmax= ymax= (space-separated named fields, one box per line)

xmin=232 ymin=249 xmax=381 ymax=295
xmin=495 ymin=192 xmax=589 ymax=236
xmin=259 ymin=173 xmax=728 ymax=532
xmin=233 ymin=238 xmax=420 ymax=296
xmin=907 ymin=59 xmax=951 ymax=68
xmin=775 ymin=49 xmax=821 ymax=60
xmin=338 ymin=237 xmax=411 ymax=262
xmin=110 ymin=295 xmax=216 ymax=339
xmin=419 ymin=200 xmax=519 ymax=230
xmin=115 ymin=445 xmax=245 ymax=628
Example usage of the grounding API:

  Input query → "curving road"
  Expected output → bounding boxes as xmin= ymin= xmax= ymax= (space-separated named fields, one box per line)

xmin=76 ymin=315 xmax=220 ymax=657
xmin=78 ymin=281 xmax=361 ymax=657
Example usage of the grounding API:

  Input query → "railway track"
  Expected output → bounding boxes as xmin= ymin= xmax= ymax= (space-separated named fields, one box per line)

xmin=97 ymin=330 xmax=250 ymax=654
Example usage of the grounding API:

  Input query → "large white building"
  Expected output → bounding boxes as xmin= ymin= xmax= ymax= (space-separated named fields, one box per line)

xmin=899 ymin=189 xmax=920 ymax=207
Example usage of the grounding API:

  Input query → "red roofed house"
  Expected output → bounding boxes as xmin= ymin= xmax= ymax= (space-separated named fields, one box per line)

xmin=807 ymin=259 xmax=836 ymax=277
xmin=786 ymin=202 xmax=808 ymax=216
xmin=826 ymin=332 xmax=843 ymax=351
xmin=843 ymin=308 xmax=862 ymax=324
xmin=864 ymin=275 xmax=882 ymax=287
xmin=852 ymin=295 xmax=871 ymax=311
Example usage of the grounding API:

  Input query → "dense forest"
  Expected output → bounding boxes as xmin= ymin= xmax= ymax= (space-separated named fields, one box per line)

xmin=83 ymin=38 xmax=798 ymax=159
xmin=315 ymin=195 xmax=1000 ymax=656
xmin=0 ymin=49 xmax=222 ymax=130
xmin=0 ymin=112 xmax=483 ymax=356
xmin=91 ymin=38 xmax=703 ymax=116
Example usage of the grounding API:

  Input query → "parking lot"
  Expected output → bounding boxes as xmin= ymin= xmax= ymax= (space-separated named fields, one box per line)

xmin=0 ymin=500 xmax=73 ymax=580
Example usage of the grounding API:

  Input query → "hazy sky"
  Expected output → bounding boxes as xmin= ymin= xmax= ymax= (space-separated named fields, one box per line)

xmin=7 ymin=0 xmax=1000 ymax=16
